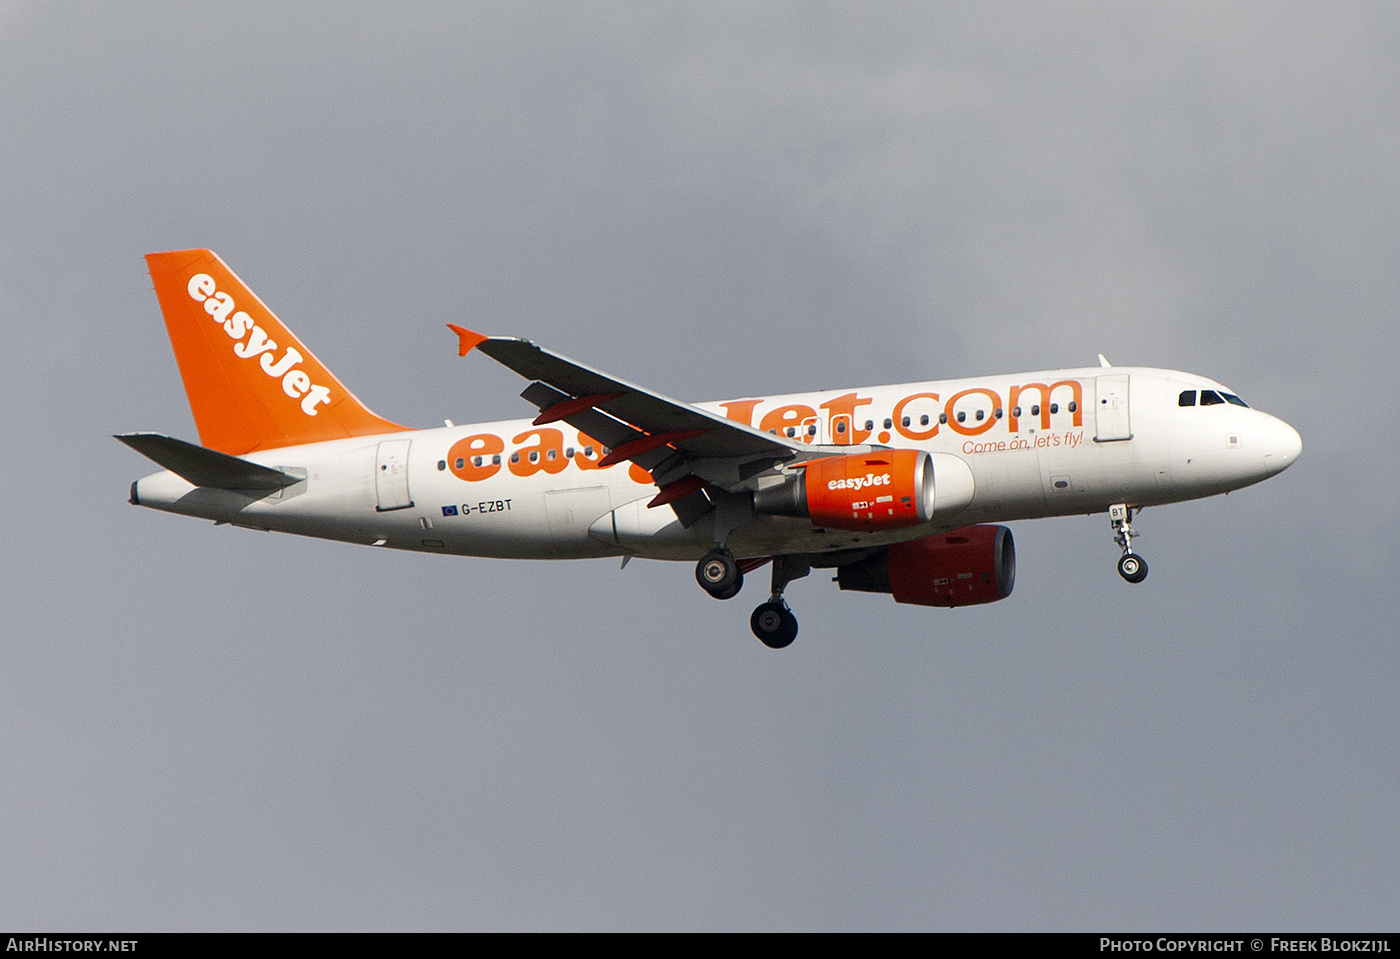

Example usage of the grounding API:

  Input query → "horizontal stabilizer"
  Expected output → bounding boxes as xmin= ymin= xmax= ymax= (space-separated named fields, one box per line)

xmin=114 ymin=433 xmax=302 ymax=491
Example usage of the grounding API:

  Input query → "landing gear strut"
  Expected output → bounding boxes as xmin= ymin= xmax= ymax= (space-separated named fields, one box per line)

xmin=696 ymin=549 xmax=743 ymax=600
xmin=750 ymin=555 xmax=809 ymax=649
xmin=1110 ymin=503 xmax=1148 ymax=583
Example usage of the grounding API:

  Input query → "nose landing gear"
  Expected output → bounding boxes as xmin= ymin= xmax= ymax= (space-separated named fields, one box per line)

xmin=1110 ymin=503 xmax=1148 ymax=583
xmin=1117 ymin=552 xmax=1148 ymax=583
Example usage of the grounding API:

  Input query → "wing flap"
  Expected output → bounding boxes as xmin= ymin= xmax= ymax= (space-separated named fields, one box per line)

xmin=518 ymin=381 xmax=639 ymax=451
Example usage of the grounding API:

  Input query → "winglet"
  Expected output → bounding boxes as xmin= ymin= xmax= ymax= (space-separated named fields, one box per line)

xmin=447 ymin=324 xmax=489 ymax=357
xmin=1098 ymin=353 xmax=1112 ymax=368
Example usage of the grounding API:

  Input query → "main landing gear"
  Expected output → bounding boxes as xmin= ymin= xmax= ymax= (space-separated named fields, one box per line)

xmin=696 ymin=548 xmax=743 ymax=600
xmin=750 ymin=602 xmax=798 ymax=650
xmin=694 ymin=550 xmax=809 ymax=648
xmin=749 ymin=555 xmax=809 ymax=649
xmin=1110 ymin=503 xmax=1148 ymax=584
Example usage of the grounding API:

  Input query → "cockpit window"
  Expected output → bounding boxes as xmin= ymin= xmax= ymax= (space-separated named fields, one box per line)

xmin=1183 ymin=387 xmax=1248 ymax=408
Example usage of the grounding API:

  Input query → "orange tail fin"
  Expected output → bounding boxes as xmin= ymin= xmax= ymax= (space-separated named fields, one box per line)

xmin=145 ymin=249 xmax=409 ymax=455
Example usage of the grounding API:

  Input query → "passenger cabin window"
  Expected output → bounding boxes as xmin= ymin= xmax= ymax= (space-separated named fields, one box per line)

xmin=1179 ymin=391 xmax=1196 ymax=407
xmin=1200 ymin=390 xmax=1225 ymax=406
xmin=920 ymin=414 xmax=929 ymax=426
xmin=836 ymin=422 xmax=847 ymax=435
xmin=901 ymin=416 xmax=910 ymax=427
xmin=883 ymin=418 xmax=893 ymax=429
xmin=864 ymin=420 xmax=874 ymax=431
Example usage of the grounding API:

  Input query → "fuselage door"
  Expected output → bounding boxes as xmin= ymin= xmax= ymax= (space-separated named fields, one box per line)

xmin=1094 ymin=374 xmax=1132 ymax=442
xmin=375 ymin=439 xmax=414 ymax=511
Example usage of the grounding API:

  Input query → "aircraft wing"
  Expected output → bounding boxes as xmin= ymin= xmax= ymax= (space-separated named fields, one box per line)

xmin=449 ymin=325 xmax=843 ymax=525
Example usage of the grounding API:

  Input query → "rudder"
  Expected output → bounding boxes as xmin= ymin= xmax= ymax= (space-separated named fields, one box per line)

xmin=146 ymin=249 xmax=409 ymax=455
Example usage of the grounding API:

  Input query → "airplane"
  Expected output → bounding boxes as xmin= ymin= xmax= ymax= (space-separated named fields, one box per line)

xmin=119 ymin=248 xmax=1302 ymax=648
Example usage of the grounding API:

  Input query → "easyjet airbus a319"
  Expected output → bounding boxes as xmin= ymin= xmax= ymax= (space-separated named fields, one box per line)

xmin=120 ymin=249 xmax=1301 ymax=647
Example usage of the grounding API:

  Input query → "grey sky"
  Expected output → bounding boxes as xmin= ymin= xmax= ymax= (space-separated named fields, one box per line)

xmin=1 ymin=2 xmax=1396 ymax=930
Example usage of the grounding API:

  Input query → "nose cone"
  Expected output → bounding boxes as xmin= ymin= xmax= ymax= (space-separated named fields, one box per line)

xmin=1261 ymin=416 xmax=1302 ymax=476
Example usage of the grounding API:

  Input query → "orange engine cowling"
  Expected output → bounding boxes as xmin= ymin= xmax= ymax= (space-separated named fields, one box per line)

xmin=753 ymin=449 xmax=934 ymax=532
xmin=836 ymin=525 xmax=1015 ymax=607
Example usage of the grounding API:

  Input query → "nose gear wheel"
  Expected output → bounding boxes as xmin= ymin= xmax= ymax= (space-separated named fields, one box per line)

xmin=1117 ymin=552 xmax=1148 ymax=583
xmin=1109 ymin=503 xmax=1148 ymax=583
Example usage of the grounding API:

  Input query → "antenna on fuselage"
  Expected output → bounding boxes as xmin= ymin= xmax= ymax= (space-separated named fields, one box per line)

xmin=1098 ymin=354 xmax=1112 ymax=368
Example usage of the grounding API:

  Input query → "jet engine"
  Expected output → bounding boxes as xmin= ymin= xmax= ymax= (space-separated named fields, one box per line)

xmin=836 ymin=524 xmax=1015 ymax=607
xmin=753 ymin=449 xmax=934 ymax=532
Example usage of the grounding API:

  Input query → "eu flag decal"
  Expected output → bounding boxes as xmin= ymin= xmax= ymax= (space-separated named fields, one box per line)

xmin=441 ymin=505 xmax=459 ymax=516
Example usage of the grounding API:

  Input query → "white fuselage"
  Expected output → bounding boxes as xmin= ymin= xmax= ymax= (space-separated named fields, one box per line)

xmin=131 ymin=366 xmax=1301 ymax=562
